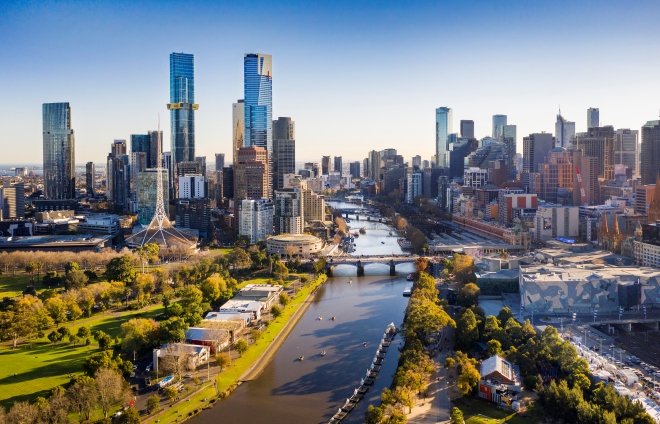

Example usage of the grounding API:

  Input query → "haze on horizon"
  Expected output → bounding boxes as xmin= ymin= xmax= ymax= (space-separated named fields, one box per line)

xmin=1 ymin=0 xmax=659 ymax=165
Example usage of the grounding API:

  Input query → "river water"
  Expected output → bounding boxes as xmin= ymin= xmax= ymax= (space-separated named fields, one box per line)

xmin=191 ymin=201 xmax=414 ymax=424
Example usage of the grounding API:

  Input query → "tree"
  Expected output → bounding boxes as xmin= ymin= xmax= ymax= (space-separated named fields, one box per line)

xmin=312 ymin=257 xmax=327 ymax=274
xmin=164 ymin=386 xmax=178 ymax=403
xmin=250 ymin=328 xmax=262 ymax=343
xmin=403 ymin=297 xmax=454 ymax=340
xmin=6 ymin=401 xmax=39 ymax=424
xmin=120 ymin=318 xmax=160 ymax=353
xmin=77 ymin=325 xmax=91 ymax=340
xmin=200 ymin=274 xmax=225 ymax=303
xmin=365 ymin=405 xmax=384 ymax=424
xmin=273 ymin=261 xmax=289 ymax=280
xmin=67 ymin=375 xmax=97 ymax=421
xmin=414 ymin=257 xmax=429 ymax=273
xmin=83 ymin=350 xmax=131 ymax=377
xmin=496 ymin=307 xmax=514 ymax=327
xmin=64 ymin=261 xmax=80 ymax=274
xmin=572 ymin=373 xmax=591 ymax=392
xmin=147 ymin=395 xmax=160 ymax=414
xmin=457 ymin=283 xmax=480 ymax=308
xmin=160 ymin=316 xmax=188 ymax=344
xmin=95 ymin=368 xmax=126 ymax=418
xmin=227 ymin=248 xmax=252 ymax=269
xmin=0 ymin=308 xmax=34 ymax=348
xmin=133 ymin=272 xmax=155 ymax=302
xmin=216 ymin=353 xmax=230 ymax=369
xmin=270 ymin=305 xmax=282 ymax=318
xmin=45 ymin=297 xmax=67 ymax=327
xmin=105 ymin=255 xmax=136 ymax=283
xmin=69 ymin=334 xmax=79 ymax=345
xmin=179 ymin=286 xmax=203 ymax=309
xmin=455 ymin=309 xmax=479 ymax=350
xmin=450 ymin=407 xmax=464 ymax=424
xmin=486 ymin=339 xmax=503 ymax=356
xmin=279 ymin=292 xmax=289 ymax=307
xmin=122 ymin=406 xmax=141 ymax=424
xmin=457 ymin=362 xmax=480 ymax=395
xmin=444 ymin=357 xmax=456 ymax=369
xmin=65 ymin=269 xmax=88 ymax=290
xmin=235 ymin=339 xmax=248 ymax=356
xmin=452 ymin=254 xmax=474 ymax=283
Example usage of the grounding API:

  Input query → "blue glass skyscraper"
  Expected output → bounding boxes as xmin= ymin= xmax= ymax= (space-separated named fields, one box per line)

xmin=435 ymin=107 xmax=453 ymax=167
xmin=244 ymin=53 xmax=272 ymax=154
xmin=43 ymin=102 xmax=75 ymax=199
xmin=168 ymin=53 xmax=197 ymax=165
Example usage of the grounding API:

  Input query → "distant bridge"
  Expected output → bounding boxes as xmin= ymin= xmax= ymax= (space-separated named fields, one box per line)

xmin=326 ymin=255 xmax=419 ymax=276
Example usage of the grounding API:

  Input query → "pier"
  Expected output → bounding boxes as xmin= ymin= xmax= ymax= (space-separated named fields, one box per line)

xmin=327 ymin=323 xmax=398 ymax=424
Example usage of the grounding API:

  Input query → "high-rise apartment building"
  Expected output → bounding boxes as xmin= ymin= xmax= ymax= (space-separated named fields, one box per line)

xmin=42 ymin=102 xmax=75 ymax=199
xmin=321 ymin=156 xmax=331 ymax=175
xmin=502 ymin=124 xmax=517 ymax=180
xmin=412 ymin=156 xmax=422 ymax=169
xmin=215 ymin=153 xmax=225 ymax=171
xmin=460 ymin=120 xmax=475 ymax=139
xmin=406 ymin=172 xmax=423 ymax=203
xmin=274 ymin=189 xmax=304 ymax=235
xmin=574 ymin=126 xmax=615 ymax=180
xmin=273 ymin=117 xmax=294 ymax=141
xmin=368 ymin=150 xmax=381 ymax=186
xmin=130 ymin=151 xmax=147 ymax=202
xmin=435 ymin=107 xmax=453 ymax=167
xmin=0 ymin=182 xmax=25 ymax=220
xmin=107 ymin=140 xmax=129 ymax=209
xmin=194 ymin=156 xmax=206 ymax=176
xmin=522 ymin=133 xmax=554 ymax=187
xmin=587 ymin=108 xmax=599 ymax=129
xmin=492 ymin=115 xmax=507 ymax=141
xmin=222 ymin=166 xmax=234 ymax=199
xmin=175 ymin=198 xmax=211 ymax=237
xmin=168 ymin=52 xmax=197 ymax=165
xmin=232 ymin=100 xmax=245 ymax=165
xmin=334 ymin=157 xmax=343 ymax=175
xmin=272 ymin=139 xmax=295 ymax=192
xmin=350 ymin=162 xmax=361 ymax=178
xmin=238 ymin=198 xmax=273 ymax=244
xmin=86 ymin=162 xmax=95 ymax=197
xmin=130 ymin=132 xmax=163 ymax=169
xmin=303 ymin=188 xmax=325 ymax=222
xmin=304 ymin=163 xmax=321 ymax=178
xmin=555 ymin=112 xmax=575 ymax=149
xmin=538 ymin=148 xmax=597 ymax=206
xmin=178 ymin=175 xmax=206 ymax=199
xmin=234 ymin=146 xmax=269 ymax=201
xmin=615 ymin=129 xmax=639 ymax=176
xmin=641 ymin=120 xmax=660 ymax=185
xmin=244 ymin=53 xmax=273 ymax=165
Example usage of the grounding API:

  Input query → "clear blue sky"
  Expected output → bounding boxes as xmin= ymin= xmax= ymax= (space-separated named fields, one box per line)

xmin=1 ymin=0 xmax=659 ymax=165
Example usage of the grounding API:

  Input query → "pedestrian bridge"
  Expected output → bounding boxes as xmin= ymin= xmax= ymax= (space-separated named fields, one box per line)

xmin=326 ymin=255 xmax=419 ymax=276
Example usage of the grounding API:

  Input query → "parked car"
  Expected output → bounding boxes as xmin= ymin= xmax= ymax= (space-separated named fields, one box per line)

xmin=145 ymin=363 xmax=153 ymax=372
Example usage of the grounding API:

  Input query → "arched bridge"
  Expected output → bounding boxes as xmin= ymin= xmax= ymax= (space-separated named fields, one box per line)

xmin=326 ymin=255 xmax=418 ymax=276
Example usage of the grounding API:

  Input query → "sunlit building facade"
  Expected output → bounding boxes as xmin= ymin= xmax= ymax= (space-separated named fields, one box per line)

xmin=169 ymin=52 xmax=197 ymax=165
xmin=42 ymin=102 xmax=75 ymax=199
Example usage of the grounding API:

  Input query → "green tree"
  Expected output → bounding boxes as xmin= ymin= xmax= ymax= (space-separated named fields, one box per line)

xmin=215 ymin=353 xmax=231 ymax=369
xmin=227 ymin=247 xmax=252 ymax=269
xmin=122 ymin=406 xmax=141 ymax=424
xmin=450 ymin=407 xmax=464 ymax=424
xmin=235 ymin=339 xmax=248 ymax=356
xmin=77 ymin=325 xmax=91 ymax=340
xmin=496 ymin=307 xmax=514 ymax=327
xmin=200 ymin=274 xmax=225 ymax=303
xmin=45 ymin=297 xmax=67 ymax=327
xmin=147 ymin=395 xmax=160 ymax=414
xmin=105 ymin=255 xmax=136 ymax=283
xmin=365 ymin=405 xmax=384 ymax=424
xmin=457 ymin=283 xmax=480 ymax=308
xmin=160 ymin=316 xmax=188 ymax=344
xmin=279 ymin=292 xmax=289 ymax=307
xmin=312 ymin=257 xmax=327 ymax=274
xmin=270 ymin=305 xmax=282 ymax=318
xmin=120 ymin=318 xmax=160 ymax=352
xmin=273 ymin=261 xmax=289 ymax=280
xmin=457 ymin=362 xmax=480 ymax=395
xmin=486 ymin=339 xmax=503 ymax=356
xmin=455 ymin=309 xmax=479 ymax=350
xmin=64 ymin=261 xmax=80 ymax=274
xmin=65 ymin=269 xmax=88 ymax=290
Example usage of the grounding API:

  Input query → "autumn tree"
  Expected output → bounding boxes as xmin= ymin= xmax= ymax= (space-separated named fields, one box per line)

xmin=235 ymin=339 xmax=248 ymax=356
xmin=67 ymin=375 xmax=98 ymax=421
xmin=95 ymin=368 xmax=126 ymax=418
xmin=120 ymin=318 xmax=160 ymax=353
xmin=457 ymin=283 xmax=480 ymax=308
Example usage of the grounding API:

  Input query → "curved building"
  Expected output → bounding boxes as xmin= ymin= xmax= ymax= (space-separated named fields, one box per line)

xmin=266 ymin=234 xmax=323 ymax=256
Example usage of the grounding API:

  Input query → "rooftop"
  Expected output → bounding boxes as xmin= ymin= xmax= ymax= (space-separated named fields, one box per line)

xmin=268 ymin=233 xmax=322 ymax=243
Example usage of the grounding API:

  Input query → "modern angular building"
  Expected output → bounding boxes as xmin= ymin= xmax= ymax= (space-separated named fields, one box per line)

xmin=334 ymin=156 xmax=343 ymax=176
xmin=641 ymin=120 xmax=660 ymax=185
xmin=42 ymin=102 xmax=75 ymax=199
xmin=460 ymin=120 xmax=475 ymax=139
xmin=574 ymin=126 xmax=615 ymax=180
xmin=435 ymin=107 xmax=453 ymax=167
xmin=321 ymin=156 xmax=331 ymax=175
xmin=274 ymin=189 xmax=304 ymax=235
xmin=238 ymin=198 xmax=273 ymax=244
xmin=615 ymin=129 xmax=638 ymax=176
xmin=587 ymin=107 xmax=599 ymax=129
xmin=492 ymin=115 xmax=507 ymax=141
xmin=502 ymin=124 xmax=517 ymax=180
xmin=349 ymin=161 xmax=361 ymax=178
xmin=131 ymin=131 xmax=162 ymax=169
xmin=175 ymin=198 xmax=211 ymax=237
xmin=215 ymin=153 xmax=225 ymax=171
xmin=107 ymin=140 xmax=129 ymax=210
xmin=272 ymin=139 xmax=295 ymax=193
xmin=522 ymin=133 xmax=554 ymax=187
xmin=244 ymin=53 xmax=273 ymax=155
xmin=168 ymin=52 xmax=197 ymax=165
xmin=555 ymin=112 xmax=575 ymax=149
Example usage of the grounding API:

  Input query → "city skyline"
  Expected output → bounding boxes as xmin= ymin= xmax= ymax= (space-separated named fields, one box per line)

xmin=3 ymin=0 xmax=660 ymax=164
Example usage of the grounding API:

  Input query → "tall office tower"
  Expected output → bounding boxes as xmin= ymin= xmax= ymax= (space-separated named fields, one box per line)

xmin=492 ymin=115 xmax=507 ymax=140
xmin=334 ymin=157 xmax=343 ymax=175
xmin=136 ymin=169 xmax=169 ymax=225
xmin=406 ymin=172 xmax=423 ymax=203
xmin=148 ymin=131 xmax=163 ymax=169
xmin=232 ymin=100 xmax=245 ymax=165
xmin=412 ymin=155 xmax=422 ymax=169
xmin=175 ymin=198 xmax=211 ymax=237
xmin=555 ymin=112 xmax=576 ymax=149
xmin=178 ymin=175 xmax=206 ymax=199
xmin=274 ymin=189 xmax=304 ymax=235
xmin=0 ymin=181 xmax=25 ymax=220
xmin=273 ymin=117 xmax=295 ymax=141
xmin=522 ymin=133 xmax=554 ymax=187
xmin=244 ymin=53 xmax=273 ymax=194
xmin=321 ymin=156 xmax=331 ymax=175
xmin=362 ymin=158 xmax=369 ymax=178
xmin=168 ymin=52 xmax=197 ymax=167
xmin=349 ymin=162 xmax=361 ymax=178
xmin=448 ymin=140 xmax=471 ymax=180
xmin=615 ymin=129 xmax=639 ymax=176
xmin=238 ymin=198 xmax=273 ymax=244
xmin=368 ymin=150 xmax=381 ymax=185
xmin=460 ymin=120 xmax=475 ymax=139
xmin=234 ymin=146 xmax=269 ymax=201
xmin=194 ymin=156 xmax=207 ymax=176
xmin=272 ymin=139 xmax=295 ymax=192
xmin=42 ymin=103 xmax=75 ymax=199
xmin=86 ymin=162 xmax=95 ymax=197
xmin=130 ymin=152 xmax=147 ymax=202
xmin=502 ymin=124 xmax=517 ymax=180
xmin=107 ymin=140 xmax=129 ymax=209
xmin=641 ymin=120 xmax=660 ymax=185
xmin=131 ymin=134 xmax=150 ymax=157
xmin=304 ymin=162 xmax=321 ymax=178
xmin=215 ymin=154 xmax=225 ymax=171
xmin=587 ymin=108 xmax=600 ymax=129
xmin=574 ymin=126 xmax=615 ymax=179
xmin=222 ymin=166 xmax=234 ymax=199
xmin=435 ymin=107 xmax=453 ymax=167
xmin=302 ymin=188 xmax=325 ymax=222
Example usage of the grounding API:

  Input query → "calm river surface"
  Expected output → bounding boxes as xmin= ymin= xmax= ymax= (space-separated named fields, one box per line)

xmin=191 ymin=201 xmax=414 ymax=424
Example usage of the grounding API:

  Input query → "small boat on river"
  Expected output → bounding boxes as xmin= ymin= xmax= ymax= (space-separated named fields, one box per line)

xmin=363 ymin=342 xmax=368 ymax=347
xmin=332 ymin=316 xmax=336 ymax=321
xmin=321 ymin=351 xmax=326 ymax=356
xmin=318 ymin=316 xmax=323 ymax=321
xmin=298 ymin=355 xmax=304 ymax=361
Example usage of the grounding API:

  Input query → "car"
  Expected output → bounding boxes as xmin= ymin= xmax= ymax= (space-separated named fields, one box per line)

xmin=184 ymin=374 xmax=193 ymax=378
xmin=609 ymin=344 xmax=615 ymax=348
xmin=145 ymin=363 xmax=153 ymax=372
xmin=132 ymin=365 xmax=138 ymax=370
xmin=130 ymin=372 xmax=136 ymax=378
xmin=112 ymin=411 xmax=123 ymax=418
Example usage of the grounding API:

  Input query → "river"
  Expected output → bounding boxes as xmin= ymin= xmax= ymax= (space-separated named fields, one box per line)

xmin=190 ymin=201 xmax=414 ymax=424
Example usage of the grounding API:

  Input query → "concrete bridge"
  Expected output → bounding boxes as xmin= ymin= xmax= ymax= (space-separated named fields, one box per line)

xmin=326 ymin=255 xmax=418 ymax=276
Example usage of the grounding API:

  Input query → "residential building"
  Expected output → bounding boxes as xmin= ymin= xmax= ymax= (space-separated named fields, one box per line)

xmin=460 ymin=120 xmax=475 ymax=139
xmin=533 ymin=206 xmax=580 ymax=241
xmin=131 ymin=131 xmax=162 ymax=169
xmin=412 ymin=155 xmax=422 ymax=169
xmin=169 ymin=52 xmax=197 ymax=165
xmin=42 ymin=102 xmax=75 ymax=199
xmin=464 ymin=167 xmax=488 ymax=188
xmin=274 ymin=189 xmax=304 ymax=235
xmin=272 ymin=117 xmax=294 ymax=141
xmin=615 ymin=129 xmax=638 ymax=176
xmin=85 ymin=162 xmax=95 ymax=197
xmin=522 ymin=133 xmax=554 ymax=187
xmin=574 ymin=126 xmax=616 ymax=180
xmin=448 ymin=139 xmax=471 ymax=180
xmin=641 ymin=120 xmax=660 ymax=185
xmin=406 ymin=172 xmax=423 ymax=203
xmin=555 ymin=112 xmax=575 ymax=149
xmin=368 ymin=150 xmax=381 ymax=187
xmin=130 ymin=152 xmax=147 ymax=203
xmin=178 ymin=175 xmax=206 ymax=199
xmin=498 ymin=190 xmax=537 ymax=223
xmin=106 ymin=140 xmax=129 ymax=210
xmin=322 ymin=156 xmax=331 ymax=175
xmin=349 ymin=162 xmax=361 ymax=178
xmin=222 ymin=166 xmax=234 ymax=199
xmin=0 ymin=182 xmax=25 ymax=220
xmin=238 ymin=198 xmax=273 ymax=244
xmin=175 ymin=198 xmax=211 ymax=237
xmin=215 ymin=153 xmax=225 ymax=171
xmin=304 ymin=162 xmax=321 ymax=178
xmin=232 ymin=100 xmax=245 ymax=165
xmin=234 ymin=146 xmax=269 ymax=201
xmin=492 ymin=115 xmax=507 ymax=141
xmin=302 ymin=189 xmax=325 ymax=222
xmin=436 ymin=107 xmax=453 ymax=167
xmin=137 ymin=169 xmax=169 ymax=225
xmin=334 ymin=156 xmax=343 ymax=175
xmin=272 ymin=139 xmax=295 ymax=192
xmin=502 ymin=124 xmax=517 ymax=180
xmin=587 ymin=107 xmax=599 ymax=129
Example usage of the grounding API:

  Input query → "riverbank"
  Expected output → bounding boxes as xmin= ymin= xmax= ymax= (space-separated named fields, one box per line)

xmin=147 ymin=273 xmax=328 ymax=424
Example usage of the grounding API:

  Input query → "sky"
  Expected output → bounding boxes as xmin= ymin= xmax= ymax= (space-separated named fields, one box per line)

xmin=1 ymin=0 xmax=660 ymax=166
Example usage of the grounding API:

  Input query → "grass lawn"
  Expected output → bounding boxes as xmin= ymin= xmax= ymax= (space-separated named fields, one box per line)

xmin=0 ymin=275 xmax=44 ymax=298
xmin=0 ymin=304 xmax=165 ymax=408
xmin=453 ymin=398 xmax=541 ymax=424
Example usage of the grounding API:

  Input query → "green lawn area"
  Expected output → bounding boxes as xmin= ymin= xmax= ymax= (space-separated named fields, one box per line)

xmin=0 ymin=304 xmax=165 ymax=408
xmin=453 ymin=398 xmax=541 ymax=424
xmin=0 ymin=275 xmax=42 ymax=298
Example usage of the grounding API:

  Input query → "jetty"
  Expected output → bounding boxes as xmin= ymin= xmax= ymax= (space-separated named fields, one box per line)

xmin=327 ymin=323 xmax=398 ymax=424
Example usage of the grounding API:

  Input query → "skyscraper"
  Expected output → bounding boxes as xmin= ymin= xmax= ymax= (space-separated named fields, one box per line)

xmin=334 ymin=157 xmax=343 ymax=175
xmin=587 ymin=108 xmax=600 ymax=129
xmin=555 ymin=112 xmax=576 ymax=149
xmin=350 ymin=161 xmax=361 ymax=178
xmin=0 ymin=181 xmax=25 ymax=220
xmin=502 ymin=124 xmax=517 ymax=180
xmin=215 ymin=154 xmax=225 ymax=171
xmin=274 ymin=189 xmax=304 ymax=235
xmin=574 ymin=126 xmax=615 ymax=179
xmin=492 ymin=115 xmax=507 ymax=140
xmin=168 ymin=52 xmax=197 ymax=165
xmin=42 ymin=102 xmax=75 ymax=199
xmin=435 ymin=107 xmax=453 ymax=167
xmin=522 ymin=133 xmax=554 ymax=187
xmin=244 ymin=54 xmax=272 ymax=153
xmin=86 ymin=162 xmax=95 ymax=197
xmin=641 ymin=120 xmax=660 ymax=185
xmin=273 ymin=117 xmax=295 ymax=141
xmin=321 ymin=156 xmax=331 ymax=175
xmin=131 ymin=132 xmax=162 ymax=169
xmin=460 ymin=120 xmax=475 ymax=139
xmin=368 ymin=150 xmax=381 ymax=186
xmin=234 ymin=146 xmax=269 ymax=201
xmin=232 ymin=100 xmax=245 ymax=165
xmin=272 ymin=117 xmax=295 ymax=193
xmin=615 ymin=129 xmax=639 ymax=176
xmin=107 ymin=140 xmax=129 ymax=209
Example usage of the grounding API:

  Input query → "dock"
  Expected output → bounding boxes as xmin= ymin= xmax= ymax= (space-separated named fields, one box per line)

xmin=327 ymin=323 xmax=398 ymax=424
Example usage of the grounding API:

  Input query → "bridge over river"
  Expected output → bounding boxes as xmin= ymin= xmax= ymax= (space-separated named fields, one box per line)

xmin=326 ymin=255 xmax=419 ymax=276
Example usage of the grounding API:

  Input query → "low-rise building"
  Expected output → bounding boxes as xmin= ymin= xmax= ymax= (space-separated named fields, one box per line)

xmin=266 ymin=233 xmax=323 ymax=256
xmin=533 ymin=206 xmax=580 ymax=242
xmin=77 ymin=215 xmax=120 ymax=236
xmin=219 ymin=300 xmax=264 ymax=320
xmin=184 ymin=327 xmax=230 ymax=354
xmin=478 ymin=355 xmax=522 ymax=407
xmin=153 ymin=343 xmax=210 ymax=374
